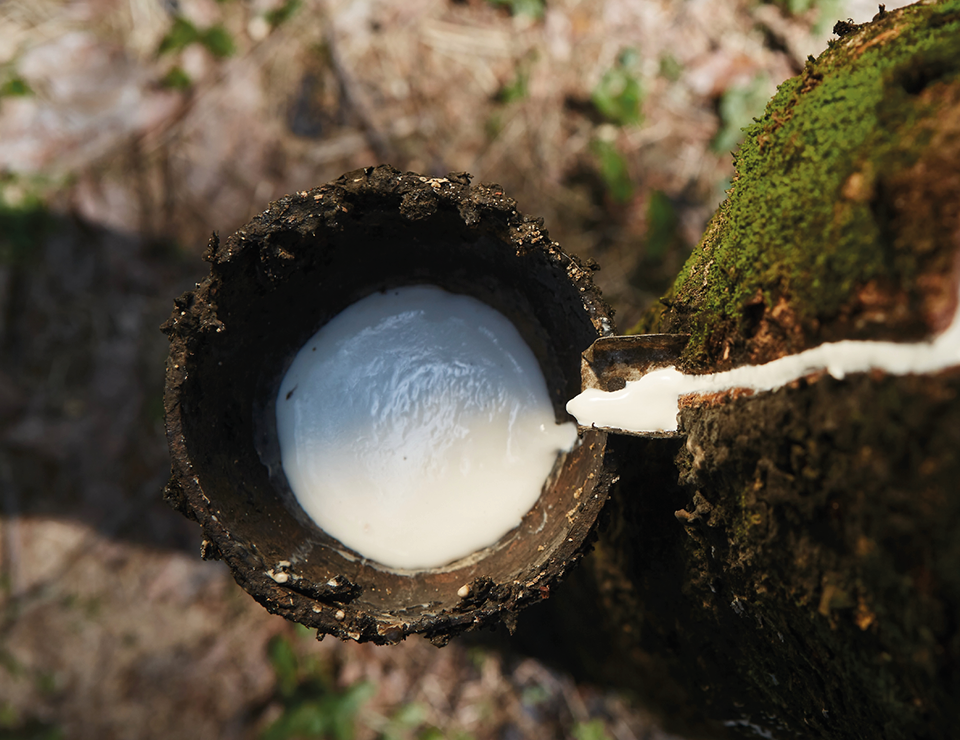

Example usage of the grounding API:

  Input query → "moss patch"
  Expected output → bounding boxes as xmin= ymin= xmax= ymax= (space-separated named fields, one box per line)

xmin=640 ymin=2 xmax=960 ymax=371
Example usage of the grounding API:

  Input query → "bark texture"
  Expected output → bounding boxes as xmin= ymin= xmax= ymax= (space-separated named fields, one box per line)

xmin=550 ymin=4 xmax=960 ymax=739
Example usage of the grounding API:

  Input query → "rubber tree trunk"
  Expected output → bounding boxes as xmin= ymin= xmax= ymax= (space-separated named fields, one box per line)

xmin=529 ymin=4 xmax=960 ymax=739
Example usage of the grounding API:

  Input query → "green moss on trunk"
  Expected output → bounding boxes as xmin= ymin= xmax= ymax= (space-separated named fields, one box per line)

xmin=638 ymin=1 xmax=960 ymax=372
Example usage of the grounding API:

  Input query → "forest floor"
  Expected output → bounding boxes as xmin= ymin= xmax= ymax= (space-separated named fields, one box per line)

xmin=0 ymin=0 xmax=899 ymax=738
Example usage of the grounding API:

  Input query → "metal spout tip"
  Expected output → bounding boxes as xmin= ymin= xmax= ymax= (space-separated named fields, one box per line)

xmin=572 ymin=333 xmax=690 ymax=439
xmin=580 ymin=333 xmax=690 ymax=393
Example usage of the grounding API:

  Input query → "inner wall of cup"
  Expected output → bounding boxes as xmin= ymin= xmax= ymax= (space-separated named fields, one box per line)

xmin=174 ymin=195 xmax=608 ymax=614
xmin=251 ymin=229 xmax=578 ymax=568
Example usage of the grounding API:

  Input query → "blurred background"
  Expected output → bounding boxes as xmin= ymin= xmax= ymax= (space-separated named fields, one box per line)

xmin=0 ymin=1 xmax=905 ymax=738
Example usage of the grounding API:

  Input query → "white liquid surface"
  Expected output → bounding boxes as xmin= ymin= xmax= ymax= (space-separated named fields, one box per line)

xmin=276 ymin=285 xmax=578 ymax=570
xmin=567 ymin=283 xmax=960 ymax=434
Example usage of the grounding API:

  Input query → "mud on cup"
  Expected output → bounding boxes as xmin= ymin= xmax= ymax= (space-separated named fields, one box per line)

xmin=161 ymin=166 xmax=616 ymax=646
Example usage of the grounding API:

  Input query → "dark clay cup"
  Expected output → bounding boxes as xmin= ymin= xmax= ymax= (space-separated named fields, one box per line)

xmin=162 ymin=166 xmax=615 ymax=645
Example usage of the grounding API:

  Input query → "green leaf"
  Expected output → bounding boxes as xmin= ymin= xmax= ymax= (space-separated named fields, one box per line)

xmin=592 ymin=139 xmax=634 ymax=203
xmin=158 ymin=17 xmax=200 ymax=55
xmin=572 ymin=719 xmax=613 ymax=740
xmin=200 ymin=25 xmax=236 ymax=58
xmin=261 ymin=700 xmax=332 ymax=740
xmin=658 ymin=54 xmax=683 ymax=82
xmin=0 ymin=704 xmax=19 ymax=728
xmin=266 ymin=0 xmax=302 ymax=27
xmin=0 ymin=77 xmax=32 ymax=97
xmin=497 ymin=67 xmax=529 ymax=104
xmin=390 ymin=702 xmax=425 ymax=728
xmin=592 ymin=49 xmax=644 ymax=126
xmin=488 ymin=0 xmax=545 ymax=20
xmin=160 ymin=67 xmax=192 ymax=91
xmin=266 ymin=636 xmax=300 ymax=698
xmin=380 ymin=702 xmax=427 ymax=740
xmin=520 ymin=684 xmax=549 ymax=706
xmin=417 ymin=730 xmax=445 ymax=740
xmin=260 ymin=661 xmax=374 ymax=740
xmin=35 ymin=672 xmax=58 ymax=695
xmin=158 ymin=17 xmax=235 ymax=58
xmin=646 ymin=189 xmax=679 ymax=261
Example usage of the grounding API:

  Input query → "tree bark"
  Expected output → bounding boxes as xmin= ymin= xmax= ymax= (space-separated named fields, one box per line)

xmin=532 ymin=4 xmax=960 ymax=739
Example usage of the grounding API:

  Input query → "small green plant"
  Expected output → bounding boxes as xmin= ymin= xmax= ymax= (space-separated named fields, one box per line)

xmin=572 ymin=719 xmax=613 ymax=740
xmin=374 ymin=702 xmax=428 ymax=740
xmin=592 ymin=48 xmax=644 ymax=126
xmin=0 ymin=76 xmax=31 ymax=98
xmin=160 ymin=66 xmax=192 ymax=90
xmin=261 ymin=635 xmax=375 ymax=740
xmin=487 ymin=0 xmax=545 ymax=20
xmin=519 ymin=683 xmax=549 ymax=707
xmin=261 ymin=681 xmax=375 ymax=740
xmin=266 ymin=0 xmax=302 ymax=28
xmin=158 ymin=17 xmax=236 ymax=58
xmin=658 ymin=54 xmax=683 ymax=82
xmin=200 ymin=25 xmax=236 ymax=58
xmin=645 ymin=189 xmax=680 ymax=263
xmin=465 ymin=646 xmax=489 ymax=670
xmin=158 ymin=17 xmax=199 ymax=54
xmin=35 ymin=672 xmax=58 ymax=696
xmin=591 ymin=138 xmax=634 ymax=203
xmin=261 ymin=632 xmax=479 ymax=740
xmin=496 ymin=67 xmax=529 ymax=105
xmin=0 ymin=647 xmax=23 ymax=678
